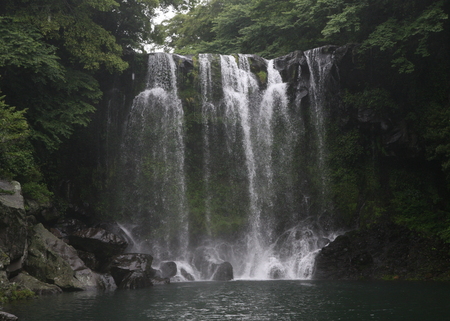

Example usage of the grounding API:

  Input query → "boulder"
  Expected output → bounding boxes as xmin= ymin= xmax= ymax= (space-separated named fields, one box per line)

xmin=269 ymin=266 xmax=285 ymax=279
xmin=212 ymin=262 xmax=233 ymax=281
xmin=68 ymin=227 xmax=128 ymax=261
xmin=0 ymin=180 xmax=28 ymax=274
xmin=10 ymin=272 xmax=62 ymax=295
xmin=109 ymin=253 xmax=155 ymax=289
xmin=25 ymin=223 xmax=99 ymax=290
xmin=160 ymin=261 xmax=177 ymax=278
xmin=0 ymin=312 xmax=18 ymax=321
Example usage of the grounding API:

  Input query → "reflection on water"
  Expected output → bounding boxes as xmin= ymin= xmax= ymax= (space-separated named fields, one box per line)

xmin=7 ymin=280 xmax=450 ymax=321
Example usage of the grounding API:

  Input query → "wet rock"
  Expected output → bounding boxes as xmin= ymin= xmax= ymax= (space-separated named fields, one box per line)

xmin=0 ymin=311 xmax=18 ymax=321
xmin=160 ymin=261 xmax=177 ymax=278
xmin=192 ymin=247 xmax=222 ymax=279
xmin=273 ymin=50 xmax=305 ymax=83
xmin=317 ymin=237 xmax=330 ymax=249
xmin=180 ymin=268 xmax=195 ymax=281
xmin=76 ymin=250 xmax=99 ymax=271
xmin=120 ymin=271 xmax=153 ymax=289
xmin=96 ymin=273 xmax=117 ymax=290
xmin=25 ymin=223 xmax=99 ymax=290
xmin=53 ymin=219 xmax=87 ymax=238
xmin=68 ymin=228 xmax=128 ymax=261
xmin=212 ymin=262 xmax=233 ymax=281
xmin=269 ymin=266 xmax=285 ymax=279
xmin=109 ymin=253 xmax=155 ymax=289
xmin=11 ymin=272 xmax=62 ymax=295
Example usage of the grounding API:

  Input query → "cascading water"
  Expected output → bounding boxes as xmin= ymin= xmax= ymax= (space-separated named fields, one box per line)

xmin=120 ymin=53 xmax=189 ymax=260
xmin=114 ymin=47 xmax=341 ymax=281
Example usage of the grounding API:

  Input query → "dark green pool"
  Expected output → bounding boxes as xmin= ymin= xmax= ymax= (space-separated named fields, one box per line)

xmin=6 ymin=280 xmax=450 ymax=320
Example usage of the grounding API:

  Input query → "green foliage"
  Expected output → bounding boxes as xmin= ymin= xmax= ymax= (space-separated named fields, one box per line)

xmin=0 ymin=94 xmax=32 ymax=178
xmin=0 ymin=17 xmax=64 ymax=81
xmin=423 ymin=102 xmax=450 ymax=183
xmin=22 ymin=181 xmax=53 ymax=204
xmin=360 ymin=1 xmax=448 ymax=73
xmin=389 ymin=169 xmax=450 ymax=242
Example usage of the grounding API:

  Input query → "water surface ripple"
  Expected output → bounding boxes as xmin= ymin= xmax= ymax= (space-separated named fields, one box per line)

xmin=8 ymin=280 xmax=450 ymax=321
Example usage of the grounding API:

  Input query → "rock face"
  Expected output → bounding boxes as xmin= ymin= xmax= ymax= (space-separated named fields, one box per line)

xmin=212 ymin=262 xmax=234 ymax=281
xmin=109 ymin=253 xmax=156 ymax=289
xmin=0 ymin=180 xmax=27 ymax=274
xmin=313 ymin=223 xmax=450 ymax=280
xmin=25 ymin=223 xmax=100 ymax=290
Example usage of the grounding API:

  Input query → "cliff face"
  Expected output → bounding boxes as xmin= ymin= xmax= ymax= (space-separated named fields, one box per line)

xmin=51 ymin=45 xmax=450 ymax=280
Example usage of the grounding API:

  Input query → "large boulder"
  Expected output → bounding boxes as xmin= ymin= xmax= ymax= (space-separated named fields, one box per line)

xmin=0 ymin=180 xmax=28 ymax=274
xmin=68 ymin=227 xmax=128 ymax=264
xmin=10 ymin=272 xmax=62 ymax=295
xmin=0 ymin=312 xmax=18 ymax=321
xmin=109 ymin=253 xmax=155 ymax=289
xmin=25 ymin=223 xmax=99 ymax=290
xmin=212 ymin=262 xmax=233 ymax=281
xmin=159 ymin=261 xmax=177 ymax=278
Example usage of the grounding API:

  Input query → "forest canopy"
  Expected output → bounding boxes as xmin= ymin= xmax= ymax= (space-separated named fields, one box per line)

xmin=0 ymin=0 xmax=190 ymax=200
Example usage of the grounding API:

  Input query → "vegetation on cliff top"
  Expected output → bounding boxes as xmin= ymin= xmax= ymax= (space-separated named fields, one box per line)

xmin=1 ymin=0 xmax=450 ymax=245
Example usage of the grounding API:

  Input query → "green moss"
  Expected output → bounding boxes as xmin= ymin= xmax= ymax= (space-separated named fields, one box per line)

xmin=256 ymin=71 xmax=267 ymax=84
xmin=22 ymin=182 xmax=53 ymax=204
xmin=0 ymin=284 xmax=36 ymax=303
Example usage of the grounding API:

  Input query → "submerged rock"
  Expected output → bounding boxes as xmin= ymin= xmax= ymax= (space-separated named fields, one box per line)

xmin=212 ymin=262 xmax=233 ymax=281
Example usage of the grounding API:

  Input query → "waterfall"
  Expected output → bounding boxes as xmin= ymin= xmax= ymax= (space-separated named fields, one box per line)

xmin=120 ymin=53 xmax=189 ymax=260
xmin=114 ymin=48 xmax=341 ymax=280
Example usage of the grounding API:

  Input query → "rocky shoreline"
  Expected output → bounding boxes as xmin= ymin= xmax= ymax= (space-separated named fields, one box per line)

xmin=0 ymin=180 xmax=233 ymax=319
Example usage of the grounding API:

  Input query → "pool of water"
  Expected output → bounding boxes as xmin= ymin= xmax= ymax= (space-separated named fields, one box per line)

xmin=6 ymin=280 xmax=450 ymax=320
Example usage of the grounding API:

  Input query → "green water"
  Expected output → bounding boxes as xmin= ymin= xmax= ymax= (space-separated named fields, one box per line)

xmin=6 ymin=280 xmax=450 ymax=320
